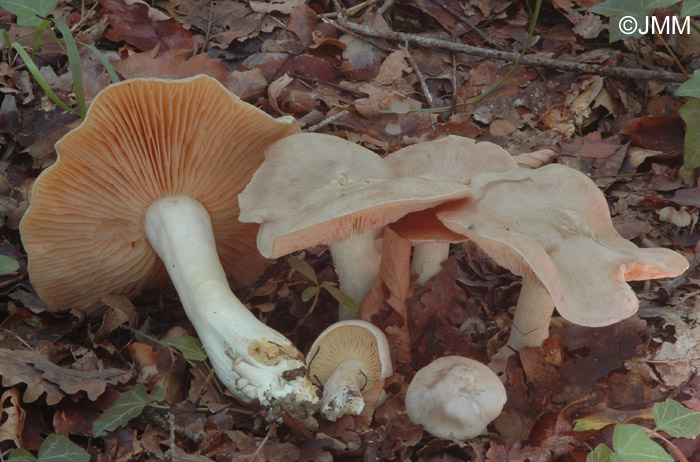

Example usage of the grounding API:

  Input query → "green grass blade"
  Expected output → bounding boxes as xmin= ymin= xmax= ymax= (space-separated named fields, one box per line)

xmin=80 ymin=42 xmax=120 ymax=84
xmin=32 ymin=19 xmax=51 ymax=58
xmin=2 ymin=29 xmax=12 ymax=62
xmin=52 ymin=18 xmax=86 ymax=118
xmin=10 ymin=42 xmax=78 ymax=115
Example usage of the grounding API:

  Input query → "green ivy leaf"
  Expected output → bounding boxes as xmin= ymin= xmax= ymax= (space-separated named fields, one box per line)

xmin=587 ymin=444 xmax=613 ymax=462
xmin=0 ymin=255 xmax=19 ymax=275
xmin=36 ymin=434 xmax=90 ymax=462
xmin=301 ymin=286 xmax=318 ymax=302
xmin=611 ymin=424 xmax=673 ymax=462
xmin=92 ymin=384 xmax=156 ymax=437
xmin=287 ymin=256 xmax=318 ymax=284
xmin=321 ymin=283 xmax=359 ymax=312
xmin=682 ymin=0 xmax=700 ymax=16
xmin=162 ymin=337 xmax=208 ymax=361
xmin=7 ymin=448 xmax=36 ymax=462
xmin=675 ymin=70 xmax=700 ymax=98
xmin=652 ymin=398 xmax=700 ymax=438
xmin=679 ymin=98 xmax=700 ymax=169
xmin=0 ymin=0 xmax=59 ymax=26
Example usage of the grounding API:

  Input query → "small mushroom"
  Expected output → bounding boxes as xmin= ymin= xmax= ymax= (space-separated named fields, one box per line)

xmin=405 ymin=356 xmax=507 ymax=440
xmin=385 ymin=136 xmax=518 ymax=284
xmin=238 ymin=133 xmax=471 ymax=319
xmin=20 ymin=76 xmax=318 ymax=417
xmin=437 ymin=164 xmax=689 ymax=350
xmin=307 ymin=320 xmax=392 ymax=421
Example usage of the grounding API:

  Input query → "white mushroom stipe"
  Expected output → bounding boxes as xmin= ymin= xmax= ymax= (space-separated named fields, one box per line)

xmin=328 ymin=230 xmax=382 ymax=320
xmin=144 ymin=194 xmax=318 ymax=415
xmin=506 ymin=277 xmax=555 ymax=351
xmin=412 ymin=242 xmax=450 ymax=285
xmin=319 ymin=359 xmax=367 ymax=420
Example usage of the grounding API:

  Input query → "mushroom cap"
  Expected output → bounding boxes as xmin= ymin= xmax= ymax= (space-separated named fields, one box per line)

xmin=307 ymin=319 xmax=393 ymax=389
xmin=405 ymin=356 xmax=507 ymax=440
xmin=20 ymin=75 xmax=300 ymax=314
xmin=384 ymin=135 xmax=518 ymax=179
xmin=238 ymin=133 xmax=472 ymax=258
xmin=389 ymin=205 xmax=467 ymax=244
xmin=437 ymin=164 xmax=689 ymax=327
xmin=385 ymin=136 xmax=518 ymax=243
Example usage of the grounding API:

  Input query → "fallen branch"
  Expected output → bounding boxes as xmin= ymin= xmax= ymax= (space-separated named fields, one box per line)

xmin=325 ymin=19 xmax=687 ymax=83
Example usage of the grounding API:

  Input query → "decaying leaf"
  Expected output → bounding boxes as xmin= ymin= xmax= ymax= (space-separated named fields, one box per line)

xmin=100 ymin=0 xmax=195 ymax=51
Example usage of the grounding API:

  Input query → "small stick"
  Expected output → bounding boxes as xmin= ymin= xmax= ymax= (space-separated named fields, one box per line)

xmin=402 ymin=43 xmax=435 ymax=108
xmin=430 ymin=0 xmax=506 ymax=51
xmin=324 ymin=19 xmax=687 ymax=83
xmin=305 ymin=109 xmax=350 ymax=132
xmin=662 ymin=252 xmax=700 ymax=297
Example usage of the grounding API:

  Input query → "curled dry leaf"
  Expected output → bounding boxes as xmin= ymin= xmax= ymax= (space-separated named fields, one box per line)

xmin=100 ymin=0 xmax=195 ymax=52
xmin=268 ymin=73 xmax=295 ymax=116
xmin=0 ymin=388 xmax=23 ymax=444
xmin=512 ymin=149 xmax=557 ymax=169
xmin=361 ymin=227 xmax=412 ymax=365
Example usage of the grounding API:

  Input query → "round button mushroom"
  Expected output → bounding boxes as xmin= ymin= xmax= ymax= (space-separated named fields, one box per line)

xmin=436 ymin=164 xmax=689 ymax=350
xmin=405 ymin=356 xmax=507 ymax=440
xmin=307 ymin=320 xmax=392 ymax=421
xmin=20 ymin=76 xmax=318 ymax=418
xmin=238 ymin=133 xmax=472 ymax=319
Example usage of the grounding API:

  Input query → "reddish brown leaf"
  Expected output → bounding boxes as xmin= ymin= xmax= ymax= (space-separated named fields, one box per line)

xmin=112 ymin=47 xmax=230 ymax=84
xmin=287 ymin=4 xmax=318 ymax=47
xmin=621 ymin=116 xmax=685 ymax=153
xmin=361 ymin=227 xmax=412 ymax=365
xmin=579 ymin=132 xmax=620 ymax=159
xmin=100 ymin=0 xmax=195 ymax=52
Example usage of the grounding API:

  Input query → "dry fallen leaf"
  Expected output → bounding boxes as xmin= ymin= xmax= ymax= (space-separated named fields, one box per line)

xmin=100 ymin=0 xmax=195 ymax=52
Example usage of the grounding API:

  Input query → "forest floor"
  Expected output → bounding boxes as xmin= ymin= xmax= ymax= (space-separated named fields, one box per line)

xmin=1 ymin=0 xmax=700 ymax=461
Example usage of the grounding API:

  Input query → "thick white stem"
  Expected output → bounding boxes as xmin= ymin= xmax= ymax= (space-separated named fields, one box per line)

xmin=329 ymin=230 xmax=382 ymax=320
xmin=320 ymin=359 xmax=366 ymax=421
xmin=506 ymin=277 xmax=555 ymax=350
xmin=412 ymin=242 xmax=450 ymax=285
xmin=144 ymin=194 xmax=318 ymax=418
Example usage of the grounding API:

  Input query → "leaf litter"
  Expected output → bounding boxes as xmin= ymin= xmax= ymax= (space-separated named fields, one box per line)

xmin=0 ymin=0 xmax=699 ymax=460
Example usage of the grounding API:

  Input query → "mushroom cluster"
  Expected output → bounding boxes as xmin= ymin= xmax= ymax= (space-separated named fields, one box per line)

xmin=238 ymin=132 xmax=472 ymax=319
xmin=20 ymin=76 xmax=318 ymax=418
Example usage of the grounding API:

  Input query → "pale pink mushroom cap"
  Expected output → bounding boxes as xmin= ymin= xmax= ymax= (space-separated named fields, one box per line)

xmin=437 ymin=164 xmax=689 ymax=327
xmin=238 ymin=133 xmax=472 ymax=258
xmin=406 ymin=356 xmax=506 ymax=440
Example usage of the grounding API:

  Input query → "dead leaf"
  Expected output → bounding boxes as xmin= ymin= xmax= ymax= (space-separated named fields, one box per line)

xmin=579 ymin=132 xmax=620 ymax=159
xmin=112 ymin=47 xmax=230 ymax=84
xmin=0 ymin=347 xmax=132 ymax=404
xmin=100 ymin=0 xmax=195 ymax=52
xmin=268 ymin=73 xmax=294 ymax=115
xmin=0 ymin=388 xmax=24 ymax=443
xmin=621 ymin=116 xmax=685 ymax=153
xmin=361 ymin=227 xmax=412 ymax=365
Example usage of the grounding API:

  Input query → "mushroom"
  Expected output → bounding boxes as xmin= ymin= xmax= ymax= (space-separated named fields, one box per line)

xmin=307 ymin=320 xmax=392 ymax=421
xmin=436 ymin=164 xmax=689 ymax=350
xmin=238 ymin=133 xmax=472 ymax=319
xmin=19 ymin=76 xmax=319 ymax=417
xmin=384 ymin=136 xmax=518 ymax=284
xmin=405 ymin=356 xmax=507 ymax=440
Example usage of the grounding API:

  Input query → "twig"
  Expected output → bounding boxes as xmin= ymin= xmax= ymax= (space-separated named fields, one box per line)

xmin=322 ymin=0 xmax=378 ymax=18
xmin=402 ymin=42 xmax=435 ymax=108
xmin=662 ymin=252 xmax=700 ymax=297
xmin=202 ymin=0 xmax=215 ymax=52
xmin=323 ymin=19 xmax=687 ymax=83
xmin=430 ymin=0 xmax=506 ymax=51
xmin=305 ymin=109 xmax=350 ymax=132
xmin=168 ymin=411 xmax=176 ymax=462
xmin=377 ymin=0 xmax=395 ymax=15
xmin=655 ymin=32 xmax=689 ymax=80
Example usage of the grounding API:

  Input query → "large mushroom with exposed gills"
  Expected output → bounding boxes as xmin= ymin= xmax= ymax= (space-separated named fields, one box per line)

xmin=20 ymin=75 xmax=318 ymax=418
